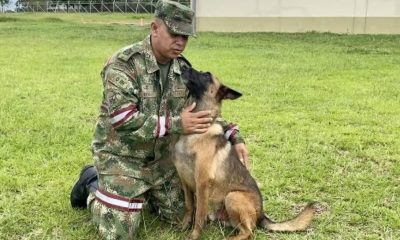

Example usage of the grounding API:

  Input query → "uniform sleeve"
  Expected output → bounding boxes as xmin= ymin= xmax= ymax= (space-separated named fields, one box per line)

xmin=102 ymin=66 xmax=162 ymax=142
xmin=216 ymin=117 xmax=245 ymax=145
xmin=169 ymin=115 xmax=183 ymax=135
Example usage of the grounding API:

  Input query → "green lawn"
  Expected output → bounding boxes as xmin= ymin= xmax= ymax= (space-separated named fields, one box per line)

xmin=0 ymin=13 xmax=399 ymax=240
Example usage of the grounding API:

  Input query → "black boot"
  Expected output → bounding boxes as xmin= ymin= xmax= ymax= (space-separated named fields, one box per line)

xmin=70 ymin=165 xmax=98 ymax=209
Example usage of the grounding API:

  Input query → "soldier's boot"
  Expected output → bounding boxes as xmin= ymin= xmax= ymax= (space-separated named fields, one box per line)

xmin=70 ymin=165 xmax=99 ymax=209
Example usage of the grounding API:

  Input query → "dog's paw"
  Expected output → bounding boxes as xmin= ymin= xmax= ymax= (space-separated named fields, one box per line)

xmin=180 ymin=215 xmax=193 ymax=231
xmin=186 ymin=231 xmax=200 ymax=240
xmin=181 ymin=222 xmax=191 ymax=232
xmin=185 ymin=236 xmax=198 ymax=240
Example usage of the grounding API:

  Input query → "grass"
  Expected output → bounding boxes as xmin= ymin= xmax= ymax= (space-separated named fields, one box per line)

xmin=0 ymin=13 xmax=399 ymax=240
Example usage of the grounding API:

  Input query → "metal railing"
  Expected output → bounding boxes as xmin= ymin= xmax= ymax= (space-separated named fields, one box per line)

xmin=4 ymin=0 xmax=190 ymax=13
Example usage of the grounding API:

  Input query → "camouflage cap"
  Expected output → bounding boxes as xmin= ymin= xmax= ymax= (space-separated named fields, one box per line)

xmin=155 ymin=0 xmax=196 ymax=37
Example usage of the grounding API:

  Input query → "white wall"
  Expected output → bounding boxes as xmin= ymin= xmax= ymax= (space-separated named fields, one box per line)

xmin=196 ymin=0 xmax=400 ymax=17
xmin=195 ymin=0 xmax=400 ymax=34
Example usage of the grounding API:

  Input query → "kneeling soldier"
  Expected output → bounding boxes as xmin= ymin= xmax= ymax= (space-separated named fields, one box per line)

xmin=70 ymin=1 xmax=248 ymax=239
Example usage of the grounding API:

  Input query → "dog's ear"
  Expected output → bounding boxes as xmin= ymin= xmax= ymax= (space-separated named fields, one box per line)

xmin=218 ymin=85 xmax=242 ymax=100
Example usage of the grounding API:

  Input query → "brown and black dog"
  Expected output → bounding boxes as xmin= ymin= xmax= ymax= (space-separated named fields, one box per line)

xmin=173 ymin=67 xmax=316 ymax=240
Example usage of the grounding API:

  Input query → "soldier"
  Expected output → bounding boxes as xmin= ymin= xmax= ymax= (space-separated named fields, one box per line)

xmin=70 ymin=0 xmax=249 ymax=239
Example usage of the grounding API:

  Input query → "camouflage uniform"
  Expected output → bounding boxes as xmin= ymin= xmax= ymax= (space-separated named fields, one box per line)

xmin=87 ymin=1 xmax=244 ymax=239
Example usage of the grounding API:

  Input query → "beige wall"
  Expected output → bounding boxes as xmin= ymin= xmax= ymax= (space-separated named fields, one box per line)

xmin=195 ymin=0 xmax=400 ymax=34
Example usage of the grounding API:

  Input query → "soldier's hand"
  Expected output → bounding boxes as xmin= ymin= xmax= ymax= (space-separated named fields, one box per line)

xmin=181 ymin=102 xmax=212 ymax=134
xmin=234 ymin=143 xmax=250 ymax=170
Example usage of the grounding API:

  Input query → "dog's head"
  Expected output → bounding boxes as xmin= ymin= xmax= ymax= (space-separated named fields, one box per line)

xmin=182 ymin=67 xmax=242 ymax=105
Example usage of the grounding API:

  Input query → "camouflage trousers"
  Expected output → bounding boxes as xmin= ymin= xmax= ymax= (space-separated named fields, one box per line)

xmin=87 ymin=171 xmax=184 ymax=240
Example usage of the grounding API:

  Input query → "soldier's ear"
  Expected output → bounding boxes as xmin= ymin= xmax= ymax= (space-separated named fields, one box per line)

xmin=151 ymin=20 xmax=161 ymax=36
xmin=218 ymin=85 xmax=242 ymax=100
xmin=151 ymin=22 xmax=156 ymax=32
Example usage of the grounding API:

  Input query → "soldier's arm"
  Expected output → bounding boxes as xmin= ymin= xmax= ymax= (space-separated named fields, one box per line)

xmin=102 ymin=66 xmax=178 ymax=141
xmin=217 ymin=118 xmax=250 ymax=168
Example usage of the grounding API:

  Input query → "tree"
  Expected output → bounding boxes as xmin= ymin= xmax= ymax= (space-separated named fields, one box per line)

xmin=1 ymin=0 xmax=10 ymax=12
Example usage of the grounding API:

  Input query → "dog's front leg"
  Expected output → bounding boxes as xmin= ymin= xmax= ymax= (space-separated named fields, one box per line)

xmin=188 ymin=179 xmax=211 ymax=240
xmin=181 ymin=183 xmax=194 ymax=230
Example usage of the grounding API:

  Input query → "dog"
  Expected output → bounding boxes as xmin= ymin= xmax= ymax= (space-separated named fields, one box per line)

xmin=172 ymin=67 xmax=316 ymax=240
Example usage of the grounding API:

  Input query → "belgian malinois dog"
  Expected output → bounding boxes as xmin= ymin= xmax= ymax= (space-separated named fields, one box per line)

xmin=173 ymin=67 xmax=316 ymax=240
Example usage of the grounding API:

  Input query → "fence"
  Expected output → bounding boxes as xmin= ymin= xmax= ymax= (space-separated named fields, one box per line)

xmin=6 ymin=0 xmax=190 ymax=13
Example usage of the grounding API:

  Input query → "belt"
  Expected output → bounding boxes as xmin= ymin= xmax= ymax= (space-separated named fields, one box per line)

xmin=95 ymin=188 xmax=144 ymax=212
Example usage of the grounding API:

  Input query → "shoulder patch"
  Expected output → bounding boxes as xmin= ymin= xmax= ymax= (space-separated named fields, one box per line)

xmin=117 ymin=44 xmax=142 ymax=62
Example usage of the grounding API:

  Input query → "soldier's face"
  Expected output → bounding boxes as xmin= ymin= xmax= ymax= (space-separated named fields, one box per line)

xmin=151 ymin=20 xmax=189 ymax=63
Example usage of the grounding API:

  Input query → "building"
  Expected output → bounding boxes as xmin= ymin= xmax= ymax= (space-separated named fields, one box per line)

xmin=193 ymin=0 xmax=400 ymax=34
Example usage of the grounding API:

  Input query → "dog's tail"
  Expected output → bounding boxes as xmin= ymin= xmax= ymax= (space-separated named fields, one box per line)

xmin=258 ymin=202 xmax=316 ymax=232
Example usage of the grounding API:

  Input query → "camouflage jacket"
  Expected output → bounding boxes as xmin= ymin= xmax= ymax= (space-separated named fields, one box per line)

xmin=92 ymin=35 xmax=244 ymax=189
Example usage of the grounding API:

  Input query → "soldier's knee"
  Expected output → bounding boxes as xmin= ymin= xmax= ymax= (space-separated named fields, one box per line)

xmin=91 ymin=198 xmax=143 ymax=239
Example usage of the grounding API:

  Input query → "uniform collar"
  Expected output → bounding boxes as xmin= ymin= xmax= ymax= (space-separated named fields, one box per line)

xmin=143 ymin=35 xmax=159 ymax=74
